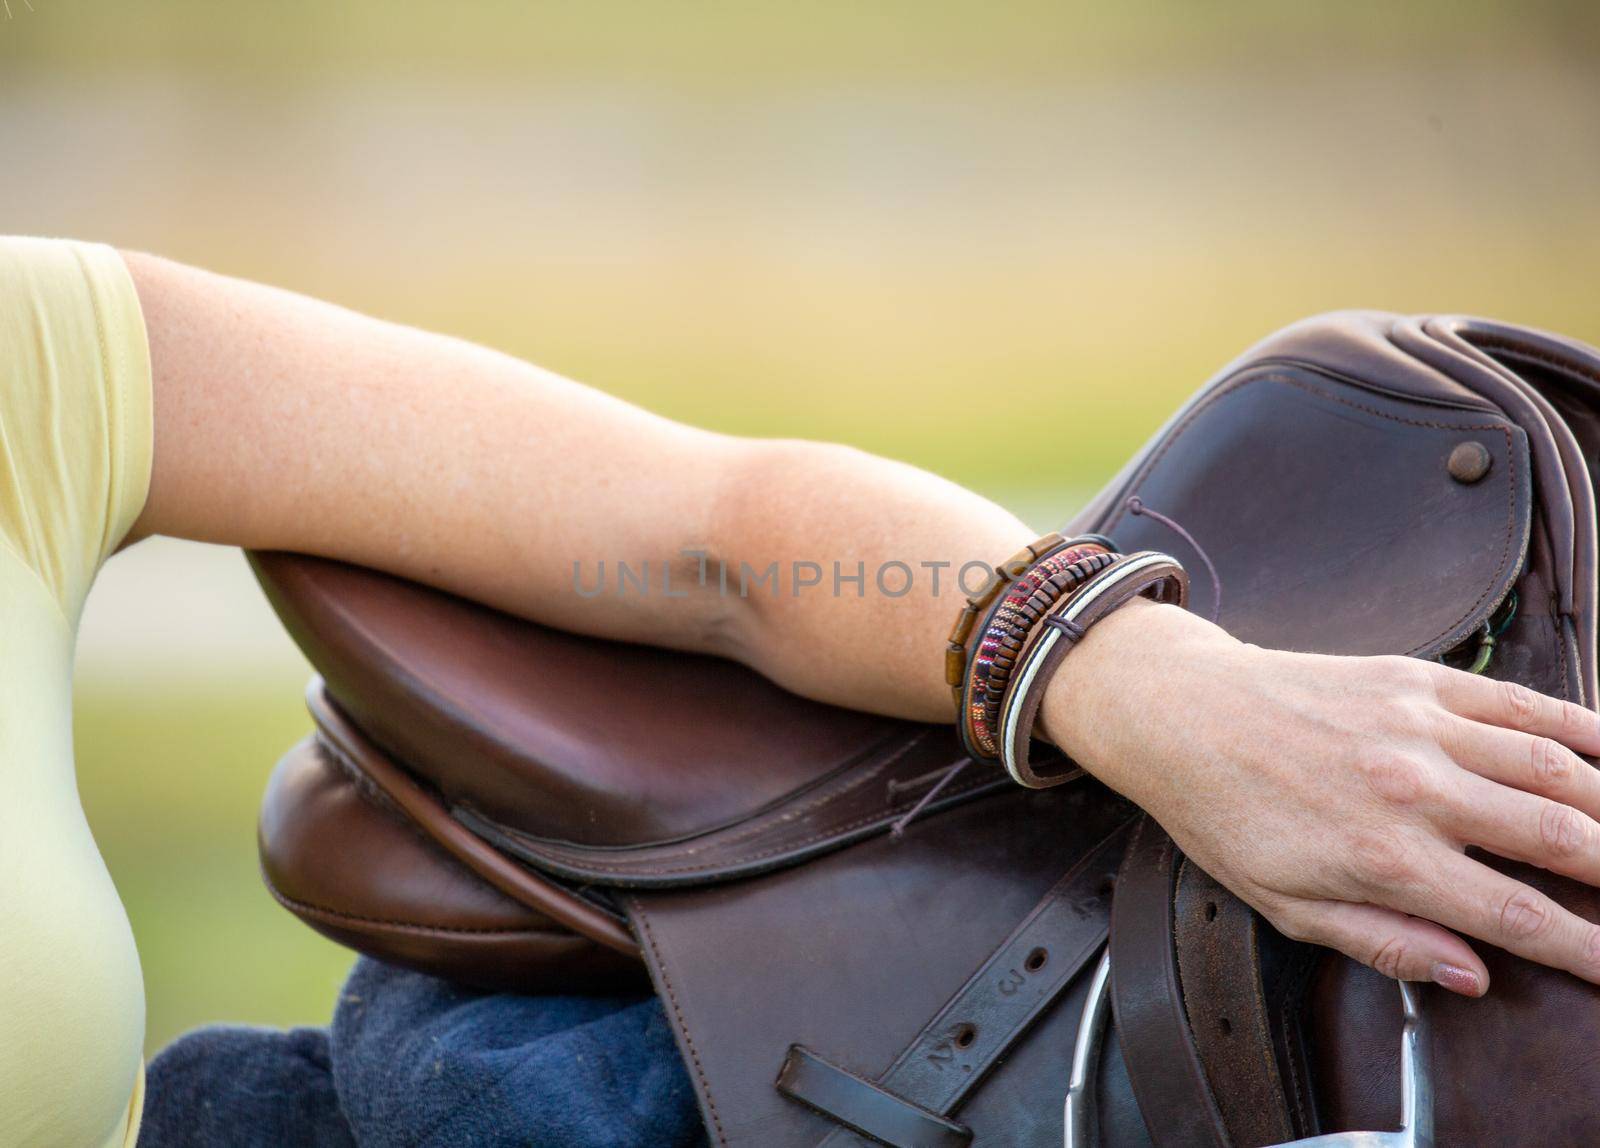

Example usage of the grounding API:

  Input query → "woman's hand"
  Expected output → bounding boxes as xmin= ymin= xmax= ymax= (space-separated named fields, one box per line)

xmin=1040 ymin=598 xmax=1600 ymax=998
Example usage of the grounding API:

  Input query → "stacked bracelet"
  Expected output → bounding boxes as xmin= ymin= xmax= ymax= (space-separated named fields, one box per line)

xmin=997 ymin=551 xmax=1187 ymax=788
xmin=942 ymin=536 xmax=1187 ymax=786
xmin=944 ymin=533 xmax=1070 ymax=694
xmin=959 ymin=546 xmax=1116 ymax=758
xmin=942 ymin=533 xmax=1116 ymax=758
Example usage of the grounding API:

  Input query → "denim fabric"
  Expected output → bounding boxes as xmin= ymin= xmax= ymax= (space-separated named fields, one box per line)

xmin=139 ymin=1025 xmax=356 ymax=1148
xmin=142 ymin=958 xmax=708 ymax=1148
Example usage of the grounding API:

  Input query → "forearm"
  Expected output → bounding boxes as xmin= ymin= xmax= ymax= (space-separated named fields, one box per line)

xmin=125 ymin=251 xmax=1031 ymax=721
xmin=693 ymin=439 xmax=1032 ymax=720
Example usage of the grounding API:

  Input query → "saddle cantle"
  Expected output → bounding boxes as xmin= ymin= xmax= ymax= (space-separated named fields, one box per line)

xmin=252 ymin=312 xmax=1600 ymax=1146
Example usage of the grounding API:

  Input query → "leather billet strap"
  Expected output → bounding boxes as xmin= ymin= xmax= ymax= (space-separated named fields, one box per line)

xmin=776 ymin=818 xmax=1136 ymax=1147
xmin=1111 ymin=817 xmax=1229 ymax=1147
xmin=1172 ymin=860 xmax=1302 ymax=1145
xmin=1000 ymin=552 xmax=1188 ymax=788
xmin=1112 ymin=817 xmax=1304 ymax=1148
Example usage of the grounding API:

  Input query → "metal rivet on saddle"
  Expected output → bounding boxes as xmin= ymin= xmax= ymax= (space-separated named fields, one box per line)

xmin=1447 ymin=440 xmax=1493 ymax=483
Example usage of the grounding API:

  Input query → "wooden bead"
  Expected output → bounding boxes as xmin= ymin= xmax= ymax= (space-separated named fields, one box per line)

xmin=944 ymin=644 xmax=968 ymax=686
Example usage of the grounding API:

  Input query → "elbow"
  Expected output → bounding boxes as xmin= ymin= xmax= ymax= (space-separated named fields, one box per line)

xmin=692 ymin=436 xmax=858 ymax=663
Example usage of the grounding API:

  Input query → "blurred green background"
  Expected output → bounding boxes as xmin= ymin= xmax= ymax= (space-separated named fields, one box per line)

xmin=3 ymin=1 xmax=1598 ymax=1052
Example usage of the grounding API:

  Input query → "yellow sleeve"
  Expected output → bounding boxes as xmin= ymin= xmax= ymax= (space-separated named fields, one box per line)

xmin=0 ymin=237 xmax=153 ymax=619
xmin=0 ymin=237 xmax=152 ymax=1147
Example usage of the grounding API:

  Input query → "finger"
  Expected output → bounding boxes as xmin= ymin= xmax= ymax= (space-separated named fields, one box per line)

xmin=1276 ymin=899 xmax=1487 ymax=996
xmin=1389 ymin=848 xmax=1600 ymax=983
xmin=1431 ymin=668 xmax=1600 ymax=755
xmin=1438 ymin=716 xmax=1600 ymax=823
xmin=1441 ymin=770 xmax=1600 ymax=886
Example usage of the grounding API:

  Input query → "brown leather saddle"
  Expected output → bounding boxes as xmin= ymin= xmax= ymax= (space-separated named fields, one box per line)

xmin=252 ymin=312 xmax=1600 ymax=1147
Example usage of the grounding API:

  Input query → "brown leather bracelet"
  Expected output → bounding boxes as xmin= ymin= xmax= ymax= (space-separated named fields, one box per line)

xmin=973 ymin=550 xmax=1117 ymax=747
xmin=943 ymin=531 xmax=1069 ymax=695
xmin=997 ymin=551 xmax=1187 ymax=788
xmin=948 ymin=536 xmax=1115 ymax=760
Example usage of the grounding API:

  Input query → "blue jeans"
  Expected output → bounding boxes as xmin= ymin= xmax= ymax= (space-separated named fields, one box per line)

xmin=140 ymin=958 xmax=708 ymax=1148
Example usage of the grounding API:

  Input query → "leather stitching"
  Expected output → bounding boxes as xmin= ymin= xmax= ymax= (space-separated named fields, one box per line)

xmin=1469 ymin=335 xmax=1600 ymax=392
xmin=606 ymin=729 xmax=938 ymax=855
xmin=1273 ymin=982 xmax=1310 ymax=1133
xmin=483 ymin=771 xmax=1006 ymax=877
xmin=315 ymin=731 xmax=409 ymax=825
xmin=311 ymin=730 xmax=636 ymax=934
xmin=1269 ymin=943 xmax=1319 ymax=1134
xmin=628 ymin=897 xmax=728 ymax=1146
xmin=469 ymin=728 xmax=938 ymax=859
xmin=1461 ymin=337 xmax=1594 ymax=706
xmin=469 ymin=730 xmax=1009 ymax=876
xmin=261 ymin=869 xmax=574 ymax=939
xmin=319 ymin=708 xmax=1007 ymax=890
xmin=1100 ymin=368 xmax=1521 ymax=659
xmin=1555 ymin=608 xmax=1572 ymax=703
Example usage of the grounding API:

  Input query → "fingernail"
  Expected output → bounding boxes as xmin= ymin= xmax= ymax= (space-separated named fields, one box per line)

xmin=1430 ymin=962 xmax=1483 ymax=997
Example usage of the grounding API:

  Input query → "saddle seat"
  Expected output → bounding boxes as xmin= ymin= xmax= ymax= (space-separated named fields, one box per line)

xmin=254 ymin=550 xmax=984 ymax=988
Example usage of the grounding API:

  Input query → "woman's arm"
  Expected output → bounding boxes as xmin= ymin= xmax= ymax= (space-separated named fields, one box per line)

xmin=122 ymin=251 xmax=1600 ymax=997
xmin=125 ymin=250 xmax=1025 ymax=721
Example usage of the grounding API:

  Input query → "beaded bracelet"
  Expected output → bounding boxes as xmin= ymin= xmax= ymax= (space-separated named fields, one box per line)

xmin=961 ymin=547 xmax=1117 ymax=758
xmin=943 ymin=534 xmax=1119 ymax=758
xmin=944 ymin=532 xmax=1070 ymax=701
xmin=997 ymin=551 xmax=1187 ymax=788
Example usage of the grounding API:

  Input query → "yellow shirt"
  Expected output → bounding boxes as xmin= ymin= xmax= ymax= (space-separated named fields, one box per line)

xmin=0 ymin=238 xmax=151 ymax=1146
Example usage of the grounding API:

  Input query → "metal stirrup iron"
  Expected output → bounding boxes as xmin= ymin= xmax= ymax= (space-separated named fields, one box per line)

xmin=1063 ymin=947 xmax=1433 ymax=1148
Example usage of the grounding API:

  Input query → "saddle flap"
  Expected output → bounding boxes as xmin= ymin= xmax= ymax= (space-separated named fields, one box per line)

xmin=259 ymin=724 xmax=647 ymax=993
xmin=623 ymin=783 xmax=1146 ymax=1148
xmin=1080 ymin=347 xmax=1533 ymax=658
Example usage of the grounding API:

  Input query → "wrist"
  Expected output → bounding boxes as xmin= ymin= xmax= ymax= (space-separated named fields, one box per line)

xmin=1036 ymin=597 xmax=1231 ymax=769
